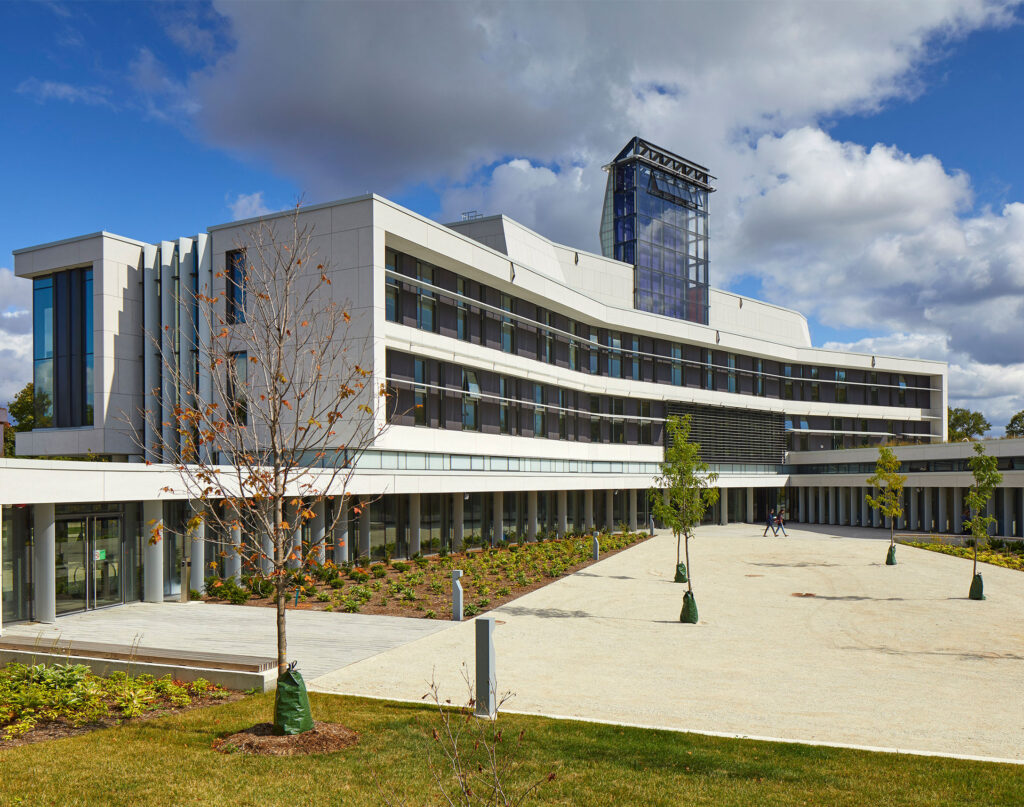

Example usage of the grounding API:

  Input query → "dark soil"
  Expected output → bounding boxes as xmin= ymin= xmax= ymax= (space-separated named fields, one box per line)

xmin=206 ymin=533 xmax=651 ymax=619
xmin=0 ymin=691 xmax=246 ymax=749
xmin=212 ymin=722 xmax=359 ymax=756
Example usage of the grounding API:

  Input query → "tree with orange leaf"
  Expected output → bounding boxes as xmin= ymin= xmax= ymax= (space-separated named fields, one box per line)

xmin=139 ymin=203 xmax=387 ymax=697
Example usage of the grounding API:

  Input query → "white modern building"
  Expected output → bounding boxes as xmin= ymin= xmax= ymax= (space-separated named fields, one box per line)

xmin=7 ymin=137 xmax=1006 ymax=634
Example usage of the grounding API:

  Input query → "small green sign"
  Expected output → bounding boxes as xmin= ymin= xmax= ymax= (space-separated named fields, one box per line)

xmin=95 ymin=549 xmax=106 ymax=561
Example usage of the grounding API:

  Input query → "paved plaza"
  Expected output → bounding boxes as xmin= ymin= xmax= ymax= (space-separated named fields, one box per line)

xmin=7 ymin=526 xmax=1022 ymax=761
xmin=311 ymin=525 xmax=1024 ymax=762
xmin=4 ymin=600 xmax=448 ymax=680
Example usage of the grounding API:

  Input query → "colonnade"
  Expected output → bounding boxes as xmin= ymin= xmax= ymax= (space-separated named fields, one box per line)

xmin=791 ymin=484 xmax=1024 ymax=538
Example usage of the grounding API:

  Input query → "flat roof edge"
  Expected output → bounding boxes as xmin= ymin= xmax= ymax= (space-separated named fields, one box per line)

xmin=13 ymin=231 xmax=150 ymax=255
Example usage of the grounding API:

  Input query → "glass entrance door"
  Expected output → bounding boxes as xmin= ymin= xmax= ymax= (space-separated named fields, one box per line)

xmin=56 ymin=518 xmax=88 ymax=616
xmin=92 ymin=517 xmax=122 ymax=609
xmin=55 ymin=516 xmax=123 ymax=614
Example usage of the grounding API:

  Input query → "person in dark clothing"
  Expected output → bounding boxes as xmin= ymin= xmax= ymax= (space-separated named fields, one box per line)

xmin=775 ymin=508 xmax=788 ymax=537
xmin=763 ymin=508 xmax=777 ymax=536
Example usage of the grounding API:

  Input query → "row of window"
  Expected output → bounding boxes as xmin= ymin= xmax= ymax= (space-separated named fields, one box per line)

xmin=386 ymin=350 xmax=663 ymax=445
xmin=383 ymin=247 xmax=934 ymax=407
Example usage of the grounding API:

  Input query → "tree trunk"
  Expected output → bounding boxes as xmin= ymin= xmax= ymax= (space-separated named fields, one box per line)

xmin=275 ymin=494 xmax=287 ymax=675
xmin=684 ymin=531 xmax=692 ymax=594
xmin=890 ymin=518 xmax=895 ymax=548
xmin=676 ymin=530 xmax=681 ymax=566
xmin=973 ymin=540 xmax=978 ymax=578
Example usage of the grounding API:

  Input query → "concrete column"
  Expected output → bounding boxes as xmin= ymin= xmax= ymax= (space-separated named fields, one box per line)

xmin=1011 ymin=485 xmax=1019 ymax=536
xmin=311 ymin=499 xmax=326 ymax=565
xmin=288 ymin=504 xmax=302 ymax=569
xmin=226 ymin=521 xmax=242 ymax=583
xmin=849 ymin=487 xmax=858 ymax=527
xmin=492 ymin=491 xmax=504 ymax=545
xmin=527 ymin=491 xmax=538 ymax=541
xmin=909 ymin=489 xmax=919 ymax=534
xmin=452 ymin=494 xmax=465 ymax=552
xmin=937 ymin=487 xmax=948 ymax=533
xmin=189 ymin=513 xmax=205 ymax=593
xmin=984 ymin=498 xmax=996 ymax=536
xmin=819 ymin=487 xmax=828 ymax=524
xmin=953 ymin=487 xmax=964 ymax=534
xmin=584 ymin=490 xmax=594 ymax=530
xmin=33 ymin=503 xmax=56 ymax=623
xmin=872 ymin=495 xmax=881 ymax=528
xmin=359 ymin=501 xmax=371 ymax=560
xmin=746 ymin=487 xmax=755 ymax=523
xmin=828 ymin=487 xmax=837 ymax=525
xmin=605 ymin=490 xmax=615 ymax=530
xmin=408 ymin=493 xmax=422 ymax=556
xmin=860 ymin=487 xmax=870 ymax=529
xmin=334 ymin=497 xmax=349 ymax=564
xmin=143 ymin=500 xmax=164 ymax=603
xmin=557 ymin=490 xmax=568 ymax=537
xmin=261 ymin=528 xmax=273 ymax=575
xmin=719 ymin=489 xmax=728 ymax=525
xmin=838 ymin=487 xmax=848 ymax=526
xmin=629 ymin=489 xmax=638 ymax=532
xmin=923 ymin=488 xmax=933 ymax=533
xmin=799 ymin=487 xmax=807 ymax=523
xmin=1001 ymin=489 xmax=1012 ymax=538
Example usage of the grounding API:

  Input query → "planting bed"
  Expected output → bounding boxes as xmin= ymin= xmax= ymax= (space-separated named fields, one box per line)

xmin=902 ymin=538 xmax=1024 ymax=571
xmin=202 ymin=531 xmax=649 ymax=619
xmin=0 ymin=662 xmax=237 ymax=747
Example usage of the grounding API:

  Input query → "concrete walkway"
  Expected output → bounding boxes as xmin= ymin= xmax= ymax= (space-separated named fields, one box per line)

xmin=5 ymin=601 xmax=448 ymax=680
xmin=310 ymin=525 xmax=1024 ymax=762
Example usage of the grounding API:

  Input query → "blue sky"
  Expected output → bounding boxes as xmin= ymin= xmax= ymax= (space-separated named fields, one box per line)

xmin=2 ymin=1 xmax=1024 ymax=429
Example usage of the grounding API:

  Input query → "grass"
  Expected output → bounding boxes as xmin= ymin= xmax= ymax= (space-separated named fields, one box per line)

xmin=1 ymin=692 xmax=1021 ymax=806
xmin=901 ymin=540 xmax=1024 ymax=572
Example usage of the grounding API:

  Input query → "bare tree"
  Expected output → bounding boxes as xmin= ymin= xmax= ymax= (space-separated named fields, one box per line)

xmin=140 ymin=204 xmax=387 ymax=676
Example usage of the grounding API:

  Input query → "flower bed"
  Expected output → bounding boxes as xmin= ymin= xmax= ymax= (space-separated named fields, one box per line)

xmin=0 ymin=662 xmax=234 ymax=746
xmin=901 ymin=539 xmax=1024 ymax=572
xmin=202 ymin=530 xmax=649 ymax=618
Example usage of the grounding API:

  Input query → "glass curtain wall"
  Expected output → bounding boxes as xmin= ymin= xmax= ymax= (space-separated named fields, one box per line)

xmin=600 ymin=138 xmax=712 ymax=325
xmin=1 ymin=506 xmax=33 ymax=623
xmin=32 ymin=267 xmax=93 ymax=428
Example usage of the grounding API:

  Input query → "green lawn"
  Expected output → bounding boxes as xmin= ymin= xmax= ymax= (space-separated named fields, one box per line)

xmin=1 ymin=693 xmax=1021 ymax=806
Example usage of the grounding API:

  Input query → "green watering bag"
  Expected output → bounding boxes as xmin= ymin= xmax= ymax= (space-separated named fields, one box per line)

xmin=273 ymin=661 xmax=315 ymax=735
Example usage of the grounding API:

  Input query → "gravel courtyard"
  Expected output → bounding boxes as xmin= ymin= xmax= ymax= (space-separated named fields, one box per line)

xmin=311 ymin=524 xmax=1024 ymax=762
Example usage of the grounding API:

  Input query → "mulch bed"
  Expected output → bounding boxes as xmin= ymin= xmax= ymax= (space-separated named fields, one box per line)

xmin=206 ymin=534 xmax=651 ymax=619
xmin=0 ymin=691 xmax=246 ymax=749
xmin=212 ymin=722 xmax=359 ymax=756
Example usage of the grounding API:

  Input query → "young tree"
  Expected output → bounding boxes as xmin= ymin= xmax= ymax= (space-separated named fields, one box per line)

xmin=865 ymin=446 xmax=906 ymax=565
xmin=4 ymin=382 xmax=35 ymax=457
xmin=1005 ymin=409 xmax=1024 ymax=438
xmin=947 ymin=407 xmax=990 ymax=441
xmin=650 ymin=414 xmax=719 ymax=623
xmin=141 ymin=205 xmax=386 ymax=725
xmin=963 ymin=442 xmax=1002 ymax=600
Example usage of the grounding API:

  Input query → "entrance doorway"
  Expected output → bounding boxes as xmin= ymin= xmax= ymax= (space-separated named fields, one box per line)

xmin=55 ymin=515 xmax=123 ymax=615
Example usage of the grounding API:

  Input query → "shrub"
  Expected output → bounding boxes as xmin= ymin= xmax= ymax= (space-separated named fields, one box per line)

xmin=370 ymin=564 xmax=387 ymax=578
xmin=392 ymin=561 xmax=411 ymax=573
xmin=464 ymin=603 xmax=480 ymax=617
xmin=424 ymin=610 xmax=437 ymax=619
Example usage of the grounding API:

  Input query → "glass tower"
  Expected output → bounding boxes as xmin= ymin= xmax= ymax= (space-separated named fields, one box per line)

xmin=600 ymin=137 xmax=714 ymax=324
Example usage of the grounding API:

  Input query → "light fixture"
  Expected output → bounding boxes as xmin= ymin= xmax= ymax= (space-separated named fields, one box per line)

xmin=871 ymin=356 xmax=876 ymax=368
xmin=509 ymin=261 xmax=516 ymax=282
xmin=715 ymin=330 xmax=721 ymax=344
xmin=574 ymin=251 xmax=579 ymax=265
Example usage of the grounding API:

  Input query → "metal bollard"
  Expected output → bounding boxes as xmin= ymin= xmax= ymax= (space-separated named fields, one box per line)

xmin=592 ymin=535 xmax=600 ymax=561
xmin=475 ymin=617 xmax=496 ymax=719
xmin=452 ymin=569 xmax=464 ymax=621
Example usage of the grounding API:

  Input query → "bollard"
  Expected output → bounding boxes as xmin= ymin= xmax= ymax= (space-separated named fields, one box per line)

xmin=475 ymin=617 xmax=496 ymax=719
xmin=452 ymin=569 xmax=464 ymax=621
xmin=592 ymin=535 xmax=599 ymax=561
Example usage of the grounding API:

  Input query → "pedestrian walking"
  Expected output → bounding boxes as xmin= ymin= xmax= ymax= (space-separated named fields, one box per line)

xmin=763 ymin=507 xmax=777 ymax=536
xmin=775 ymin=508 xmax=788 ymax=537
